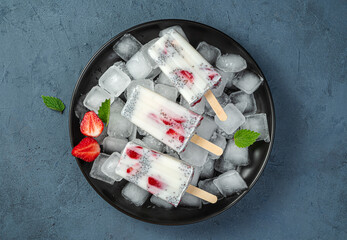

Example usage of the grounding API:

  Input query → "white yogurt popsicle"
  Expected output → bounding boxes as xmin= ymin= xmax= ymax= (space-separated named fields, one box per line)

xmin=148 ymin=29 xmax=221 ymax=106
xmin=116 ymin=142 xmax=194 ymax=207
xmin=121 ymin=86 xmax=203 ymax=153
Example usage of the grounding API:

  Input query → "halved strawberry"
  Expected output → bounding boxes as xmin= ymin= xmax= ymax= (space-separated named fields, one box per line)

xmin=80 ymin=111 xmax=104 ymax=137
xmin=71 ymin=137 xmax=100 ymax=162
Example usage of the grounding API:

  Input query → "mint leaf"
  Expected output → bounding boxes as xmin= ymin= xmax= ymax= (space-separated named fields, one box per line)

xmin=234 ymin=129 xmax=260 ymax=148
xmin=98 ymin=99 xmax=110 ymax=126
xmin=41 ymin=95 xmax=65 ymax=113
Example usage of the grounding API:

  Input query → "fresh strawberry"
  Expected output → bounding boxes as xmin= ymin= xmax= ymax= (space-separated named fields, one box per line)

xmin=80 ymin=111 xmax=104 ymax=137
xmin=71 ymin=137 xmax=100 ymax=162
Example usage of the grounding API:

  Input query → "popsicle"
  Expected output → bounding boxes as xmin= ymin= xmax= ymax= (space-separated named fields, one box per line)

xmin=115 ymin=142 xmax=217 ymax=206
xmin=148 ymin=29 xmax=227 ymax=121
xmin=122 ymin=85 xmax=223 ymax=156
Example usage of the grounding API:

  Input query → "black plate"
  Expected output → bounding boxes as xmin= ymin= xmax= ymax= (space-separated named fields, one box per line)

xmin=69 ymin=19 xmax=275 ymax=225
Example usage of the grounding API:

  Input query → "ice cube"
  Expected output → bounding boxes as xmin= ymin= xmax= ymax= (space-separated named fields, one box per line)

xmin=146 ymin=68 xmax=161 ymax=80
xmin=196 ymin=41 xmax=221 ymax=65
xmin=94 ymin=126 xmax=109 ymax=145
xmin=154 ymin=84 xmax=178 ymax=102
xmin=233 ymin=101 xmax=247 ymax=113
xmin=229 ymin=91 xmax=257 ymax=115
xmin=156 ymin=72 xmax=174 ymax=86
xmin=100 ymin=152 xmax=123 ymax=182
xmin=102 ymin=136 xmax=128 ymax=154
xmin=196 ymin=116 xmax=217 ymax=140
xmin=216 ymin=127 xmax=235 ymax=140
xmin=205 ymin=93 xmax=230 ymax=117
xmin=137 ymin=127 xmax=149 ymax=136
xmin=211 ymin=70 xmax=230 ymax=97
xmin=126 ymin=51 xmax=153 ymax=79
xmin=180 ymin=96 xmax=206 ymax=115
xmin=109 ymin=97 xmax=124 ymax=112
xmin=215 ymin=103 xmax=245 ymax=134
xmin=131 ymin=139 xmax=148 ymax=148
xmin=198 ymin=179 xmax=222 ymax=198
xmin=200 ymin=157 xmax=215 ymax=179
xmin=191 ymin=168 xmax=202 ymax=185
xmin=126 ymin=79 xmax=154 ymax=99
xmin=216 ymin=54 xmax=247 ymax=73
xmin=113 ymin=33 xmax=142 ymax=61
xmin=74 ymin=94 xmax=88 ymax=120
xmin=142 ymin=135 xmax=164 ymax=152
xmin=218 ymin=70 xmax=236 ymax=95
xmin=223 ymin=139 xmax=249 ymax=166
xmin=241 ymin=113 xmax=270 ymax=142
xmin=150 ymin=195 xmax=173 ymax=209
xmin=121 ymin=182 xmax=150 ymax=206
xmin=107 ymin=98 xmax=134 ymax=138
xmin=208 ymin=133 xmax=227 ymax=159
xmin=128 ymin=125 xmax=137 ymax=141
xmin=159 ymin=25 xmax=188 ymax=41
xmin=179 ymin=142 xmax=209 ymax=167
xmin=233 ymin=70 xmax=263 ymax=94
xmin=179 ymin=192 xmax=202 ymax=208
xmin=89 ymin=153 xmax=115 ymax=184
xmin=83 ymin=86 xmax=114 ymax=113
xmin=141 ymin=38 xmax=160 ymax=68
xmin=213 ymin=170 xmax=247 ymax=197
xmin=224 ymin=81 xmax=235 ymax=95
xmin=98 ymin=65 xmax=131 ymax=97
xmin=214 ymin=157 xmax=237 ymax=173
xmin=164 ymin=145 xmax=180 ymax=159
xmin=179 ymin=168 xmax=202 ymax=208
xmin=113 ymin=61 xmax=133 ymax=79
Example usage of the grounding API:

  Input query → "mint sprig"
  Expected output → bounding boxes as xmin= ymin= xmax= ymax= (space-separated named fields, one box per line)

xmin=41 ymin=95 xmax=65 ymax=113
xmin=234 ymin=129 xmax=260 ymax=148
xmin=98 ymin=99 xmax=110 ymax=126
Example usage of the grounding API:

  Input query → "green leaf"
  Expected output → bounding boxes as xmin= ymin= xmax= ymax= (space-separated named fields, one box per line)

xmin=41 ymin=95 xmax=65 ymax=113
xmin=234 ymin=129 xmax=260 ymax=148
xmin=98 ymin=99 xmax=110 ymax=126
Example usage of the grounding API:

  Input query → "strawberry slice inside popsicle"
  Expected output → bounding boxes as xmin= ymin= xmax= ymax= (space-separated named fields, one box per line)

xmin=147 ymin=176 xmax=167 ymax=195
xmin=126 ymin=162 xmax=141 ymax=175
xmin=148 ymin=177 xmax=163 ymax=189
xmin=166 ymin=128 xmax=185 ymax=143
xmin=126 ymin=146 xmax=142 ymax=159
xmin=176 ymin=70 xmax=194 ymax=84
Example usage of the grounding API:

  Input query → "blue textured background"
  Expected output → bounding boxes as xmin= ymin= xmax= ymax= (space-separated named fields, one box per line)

xmin=0 ymin=0 xmax=346 ymax=239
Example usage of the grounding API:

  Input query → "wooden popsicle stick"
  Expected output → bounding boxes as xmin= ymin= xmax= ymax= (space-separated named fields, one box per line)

xmin=186 ymin=185 xmax=217 ymax=204
xmin=204 ymin=89 xmax=228 ymax=121
xmin=190 ymin=134 xmax=223 ymax=156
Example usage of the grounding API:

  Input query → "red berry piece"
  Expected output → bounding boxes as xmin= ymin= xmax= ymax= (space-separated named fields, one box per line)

xmin=166 ymin=128 xmax=185 ymax=143
xmin=126 ymin=163 xmax=141 ymax=175
xmin=176 ymin=70 xmax=194 ymax=84
xmin=80 ymin=111 xmax=104 ymax=137
xmin=148 ymin=177 xmax=163 ymax=189
xmin=71 ymin=137 xmax=100 ymax=162
xmin=126 ymin=148 xmax=142 ymax=159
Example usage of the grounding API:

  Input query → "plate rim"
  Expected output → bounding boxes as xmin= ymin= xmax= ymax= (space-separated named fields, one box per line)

xmin=69 ymin=19 xmax=276 ymax=225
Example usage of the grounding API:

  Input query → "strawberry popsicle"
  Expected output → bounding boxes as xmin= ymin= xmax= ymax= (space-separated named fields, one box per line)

xmin=121 ymin=86 xmax=223 ymax=156
xmin=148 ymin=30 xmax=227 ymax=121
xmin=165 ymin=29 xmax=221 ymax=88
xmin=116 ymin=142 xmax=217 ymax=206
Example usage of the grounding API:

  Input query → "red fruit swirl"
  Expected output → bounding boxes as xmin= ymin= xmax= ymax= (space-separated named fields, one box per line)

xmin=148 ymin=177 xmax=163 ymax=189
xmin=126 ymin=149 xmax=142 ymax=159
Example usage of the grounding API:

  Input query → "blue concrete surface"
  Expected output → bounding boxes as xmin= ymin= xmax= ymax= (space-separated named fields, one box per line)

xmin=0 ymin=0 xmax=346 ymax=239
